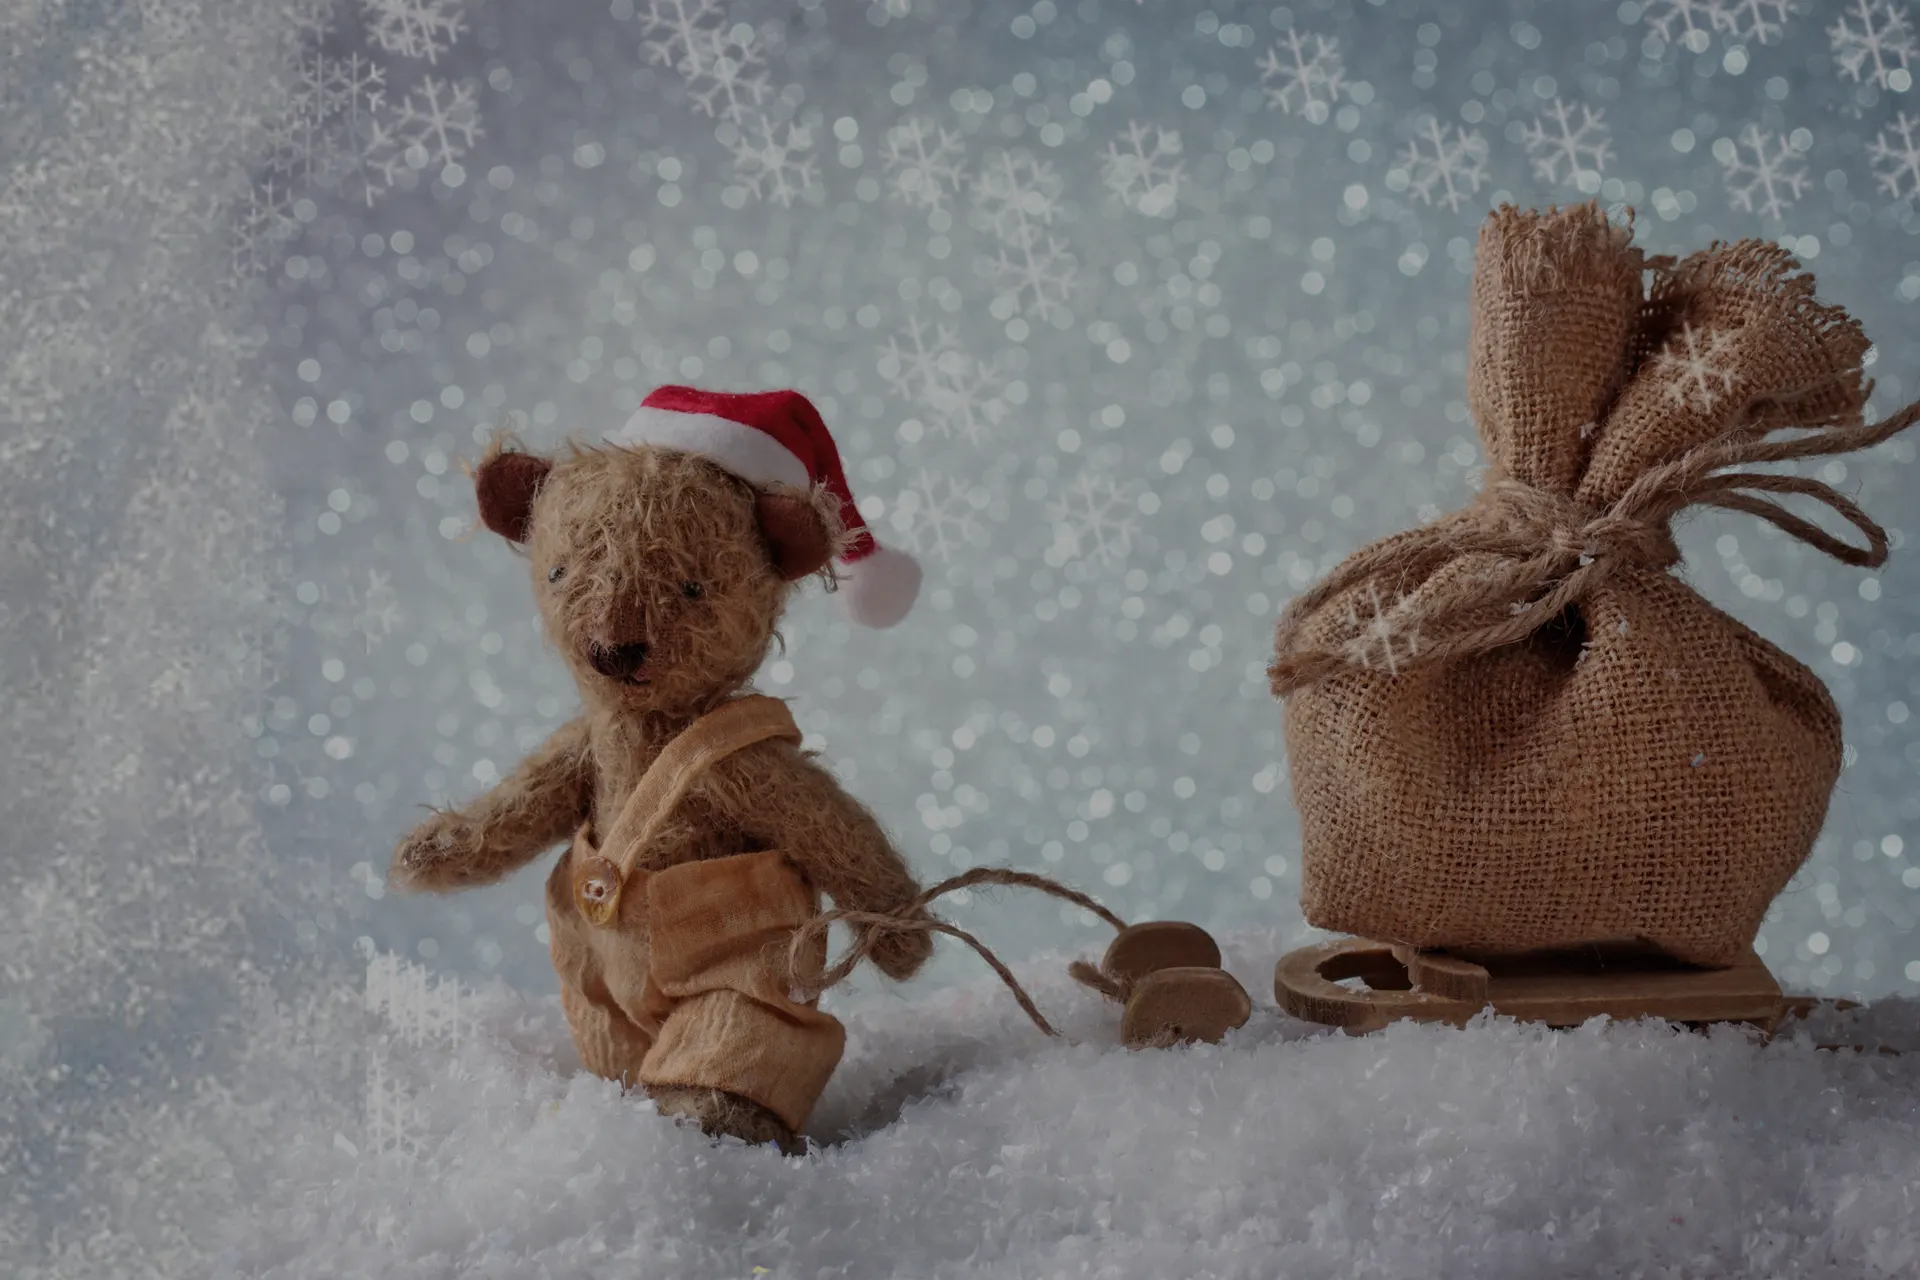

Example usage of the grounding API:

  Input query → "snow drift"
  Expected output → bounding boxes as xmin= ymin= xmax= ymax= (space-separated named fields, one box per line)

xmin=222 ymin=936 xmax=1920 ymax=1280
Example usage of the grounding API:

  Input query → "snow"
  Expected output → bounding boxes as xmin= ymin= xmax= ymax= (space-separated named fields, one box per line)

xmin=222 ymin=935 xmax=1920 ymax=1279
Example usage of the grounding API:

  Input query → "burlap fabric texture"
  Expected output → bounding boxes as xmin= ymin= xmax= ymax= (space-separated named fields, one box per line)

xmin=1269 ymin=203 xmax=1920 ymax=968
xmin=545 ymin=696 xmax=844 ymax=1133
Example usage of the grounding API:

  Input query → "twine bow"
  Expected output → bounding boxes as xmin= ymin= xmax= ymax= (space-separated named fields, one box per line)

xmin=785 ymin=867 xmax=1127 ymax=1038
xmin=1269 ymin=402 xmax=1920 ymax=697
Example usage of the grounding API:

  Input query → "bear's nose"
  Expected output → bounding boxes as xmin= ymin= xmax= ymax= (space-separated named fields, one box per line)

xmin=587 ymin=640 xmax=650 ymax=680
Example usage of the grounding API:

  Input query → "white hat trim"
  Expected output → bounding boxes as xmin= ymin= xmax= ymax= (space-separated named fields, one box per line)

xmin=838 ymin=544 xmax=922 ymax=629
xmin=606 ymin=406 xmax=812 ymax=491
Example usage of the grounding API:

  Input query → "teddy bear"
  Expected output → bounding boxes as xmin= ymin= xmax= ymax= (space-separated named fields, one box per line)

xmin=389 ymin=385 xmax=933 ymax=1154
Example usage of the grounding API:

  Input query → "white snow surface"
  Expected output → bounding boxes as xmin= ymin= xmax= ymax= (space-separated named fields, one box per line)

xmin=224 ymin=933 xmax=1920 ymax=1280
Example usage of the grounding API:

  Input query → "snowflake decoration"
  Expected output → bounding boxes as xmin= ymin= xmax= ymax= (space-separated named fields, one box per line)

xmin=363 ymin=0 xmax=466 ymax=65
xmin=328 ymin=52 xmax=390 ymax=125
xmin=971 ymin=149 xmax=1065 ymax=245
xmin=230 ymin=178 xmax=300 ymax=279
xmin=1393 ymin=116 xmax=1490 ymax=212
xmin=972 ymin=151 xmax=1077 ymax=320
xmin=878 ymin=316 xmax=961 ymax=403
xmin=384 ymin=76 xmax=482 ymax=172
xmin=1047 ymin=472 xmax=1139 ymax=567
xmin=365 ymin=951 xmax=465 ymax=1046
xmin=1830 ymin=0 xmax=1916 ymax=89
xmin=685 ymin=25 xmax=770 ymax=125
xmin=1870 ymin=112 xmax=1920 ymax=200
xmin=638 ymin=0 xmax=726 ymax=76
xmin=1102 ymin=122 xmax=1184 ymax=217
xmin=353 ymin=570 xmax=403 ymax=652
xmin=1652 ymin=322 xmax=1742 ymax=411
xmin=333 ymin=91 xmax=407 ymax=206
xmin=921 ymin=357 xmax=1010 ymax=445
xmin=729 ymin=115 xmax=817 ymax=207
xmin=265 ymin=51 xmax=385 ymax=184
xmin=1710 ymin=0 xmax=1800 ymax=45
xmin=1257 ymin=27 xmax=1348 ymax=121
xmin=879 ymin=116 xmax=968 ymax=212
xmin=363 ymin=1049 xmax=426 ymax=1160
xmin=240 ymin=4 xmax=480 ymax=220
xmin=878 ymin=318 xmax=1009 ymax=444
xmin=1519 ymin=99 xmax=1612 ymax=192
xmin=1341 ymin=582 xmax=1422 ymax=676
xmin=987 ymin=235 xmax=1078 ymax=323
xmin=1717 ymin=123 xmax=1808 ymax=221
xmin=1644 ymin=0 xmax=1720 ymax=50
xmin=893 ymin=470 xmax=984 ymax=563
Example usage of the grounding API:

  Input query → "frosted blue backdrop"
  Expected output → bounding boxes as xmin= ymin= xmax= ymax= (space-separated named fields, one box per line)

xmin=268 ymin=0 xmax=1920 ymax=997
xmin=5 ymin=0 xmax=1920 ymax=1270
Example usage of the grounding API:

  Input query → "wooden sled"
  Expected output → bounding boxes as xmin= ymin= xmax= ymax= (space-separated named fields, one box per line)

xmin=1078 ymin=921 xmax=1254 ymax=1048
xmin=1275 ymin=937 xmax=1795 ymax=1036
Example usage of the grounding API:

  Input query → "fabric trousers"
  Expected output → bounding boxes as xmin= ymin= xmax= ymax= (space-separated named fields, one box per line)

xmin=545 ymin=836 xmax=846 ymax=1133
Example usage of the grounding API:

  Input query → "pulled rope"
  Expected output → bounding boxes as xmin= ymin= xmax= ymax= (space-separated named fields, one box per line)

xmin=787 ymin=867 xmax=1126 ymax=1038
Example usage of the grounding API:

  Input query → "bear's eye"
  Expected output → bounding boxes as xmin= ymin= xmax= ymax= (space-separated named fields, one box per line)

xmin=680 ymin=581 xmax=703 ymax=601
xmin=547 ymin=565 xmax=567 ymax=584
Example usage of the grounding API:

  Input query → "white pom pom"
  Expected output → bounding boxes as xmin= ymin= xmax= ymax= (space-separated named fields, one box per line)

xmin=838 ymin=544 xmax=921 ymax=629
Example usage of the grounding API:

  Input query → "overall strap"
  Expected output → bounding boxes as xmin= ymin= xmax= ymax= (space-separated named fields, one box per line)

xmin=600 ymin=694 xmax=801 ymax=885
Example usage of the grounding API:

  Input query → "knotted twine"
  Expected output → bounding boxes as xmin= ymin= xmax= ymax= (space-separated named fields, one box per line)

xmin=1269 ymin=403 xmax=1920 ymax=694
xmin=785 ymin=867 xmax=1133 ymax=1038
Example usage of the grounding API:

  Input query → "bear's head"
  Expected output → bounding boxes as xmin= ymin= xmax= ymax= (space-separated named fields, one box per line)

xmin=473 ymin=435 xmax=843 ymax=716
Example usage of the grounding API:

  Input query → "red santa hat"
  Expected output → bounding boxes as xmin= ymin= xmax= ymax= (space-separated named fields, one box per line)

xmin=606 ymin=385 xmax=921 ymax=628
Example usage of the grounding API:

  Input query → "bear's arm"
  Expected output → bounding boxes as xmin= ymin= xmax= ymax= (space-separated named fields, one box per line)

xmin=699 ymin=739 xmax=935 ymax=983
xmin=389 ymin=716 xmax=595 ymax=893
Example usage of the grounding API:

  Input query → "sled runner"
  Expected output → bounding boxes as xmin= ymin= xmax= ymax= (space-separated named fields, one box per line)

xmin=1274 ymin=938 xmax=1791 ymax=1035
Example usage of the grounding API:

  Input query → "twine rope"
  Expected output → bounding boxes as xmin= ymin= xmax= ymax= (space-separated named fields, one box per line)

xmin=1270 ymin=401 xmax=1920 ymax=696
xmin=786 ymin=867 xmax=1127 ymax=1038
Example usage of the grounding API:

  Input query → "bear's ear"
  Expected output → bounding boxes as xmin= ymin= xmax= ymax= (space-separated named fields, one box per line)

xmin=474 ymin=449 xmax=551 ymax=543
xmin=755 ymin=490 xmax=835 ymax=581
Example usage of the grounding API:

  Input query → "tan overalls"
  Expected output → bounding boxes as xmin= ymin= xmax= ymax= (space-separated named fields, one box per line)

xmin=543 ymin=696 xmax=845 ymax=1133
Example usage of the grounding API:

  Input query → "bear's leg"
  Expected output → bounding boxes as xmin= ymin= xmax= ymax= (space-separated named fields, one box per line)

xmin=647 ymin=1084 xmax=804 ymax=1155
xmin=558 ymin=974 xmax=653 ymax=1086
xmin=638 ymin=851 xmax=848 ymax=1142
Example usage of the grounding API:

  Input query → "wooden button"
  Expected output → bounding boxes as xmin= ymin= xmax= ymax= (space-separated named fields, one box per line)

xmin=1101 ymin=921 xmax=1223 ymax=987
xmin=1121 ymin=966 xmax=1253 ymax=1048
xmin=572 ymin=852 xmax=626 ymax=925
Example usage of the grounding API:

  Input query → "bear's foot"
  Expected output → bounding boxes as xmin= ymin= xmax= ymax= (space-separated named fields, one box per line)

xmin=648 ymin=1085 xmax=804 ymax=1156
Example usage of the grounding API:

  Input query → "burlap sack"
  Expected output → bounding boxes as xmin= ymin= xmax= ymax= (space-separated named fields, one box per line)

xmin=1269 ymin=204 xmax=1918 ymax=968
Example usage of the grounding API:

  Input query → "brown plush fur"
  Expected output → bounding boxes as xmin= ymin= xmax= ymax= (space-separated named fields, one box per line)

xmin=650 ymin=1085 xmax=807 ymax=1156
xmin=391 ymin=434 xmax=933 ymax=1143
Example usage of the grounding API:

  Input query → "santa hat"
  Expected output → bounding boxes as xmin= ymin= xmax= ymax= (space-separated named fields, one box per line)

xmin=607 ymin=385 xmax=922 ymax=628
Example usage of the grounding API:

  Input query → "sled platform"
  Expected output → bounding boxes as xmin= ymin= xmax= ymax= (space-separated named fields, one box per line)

xmin=1274 ymin=937 xmax=1789 ymax=1035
